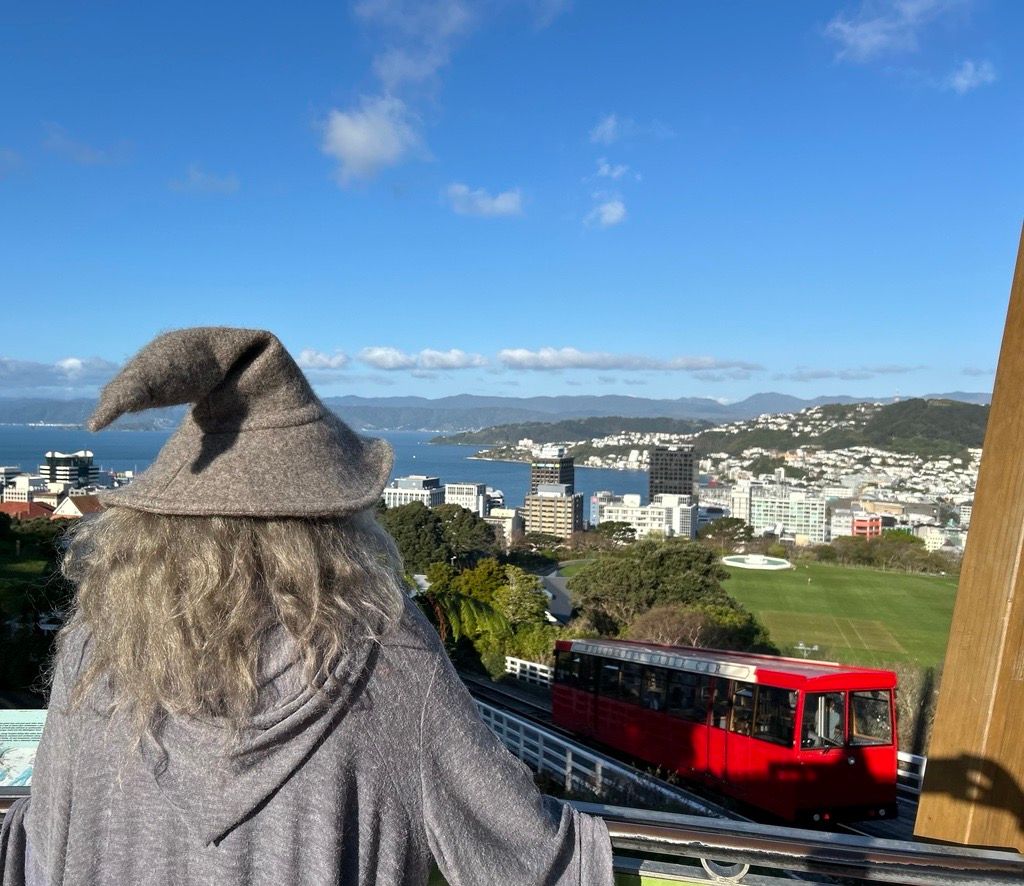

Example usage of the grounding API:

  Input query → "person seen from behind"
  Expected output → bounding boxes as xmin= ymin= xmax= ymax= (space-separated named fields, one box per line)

xmin=0 ymin=327 xmax=614 ymax=886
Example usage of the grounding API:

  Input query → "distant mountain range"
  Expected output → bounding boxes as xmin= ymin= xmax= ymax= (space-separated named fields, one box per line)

xmin=0 ymin=391 xmax=992 ymax=433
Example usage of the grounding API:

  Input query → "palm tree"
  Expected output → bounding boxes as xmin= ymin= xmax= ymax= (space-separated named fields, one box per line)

xmin=417 ymin=588 xmax=508 ymax=645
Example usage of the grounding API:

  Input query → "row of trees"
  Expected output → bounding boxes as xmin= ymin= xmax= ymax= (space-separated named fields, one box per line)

xmin=808 ymin=530 xmax=957 ymax=573
xmin=378 ymin=501 xmax=560 ymax=676
xmin=566 ymin=538 xmax=776 ymax=653
xmin=0 ymin=516 xmax=71 ymax=699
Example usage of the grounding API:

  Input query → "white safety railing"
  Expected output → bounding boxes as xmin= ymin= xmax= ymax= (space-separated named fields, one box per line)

xmin=504 ymin=656 xmax=553 ymax=686
xmin=897 ymin=750 xmax=927 ymax=795
xmin=474 ymin=698 xmax=728 ymax=816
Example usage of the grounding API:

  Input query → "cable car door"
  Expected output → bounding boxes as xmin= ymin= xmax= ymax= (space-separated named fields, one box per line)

xmin=706 ymin=677 xmax=731 ymax=781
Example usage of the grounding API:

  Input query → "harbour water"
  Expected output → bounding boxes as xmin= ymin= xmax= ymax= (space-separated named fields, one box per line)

xmin=0 ymin=426 xmax=648 ymax=516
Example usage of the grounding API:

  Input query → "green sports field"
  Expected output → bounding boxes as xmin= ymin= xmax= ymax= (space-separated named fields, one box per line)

xmin=723 ymin=562 xmax=957 ymax=669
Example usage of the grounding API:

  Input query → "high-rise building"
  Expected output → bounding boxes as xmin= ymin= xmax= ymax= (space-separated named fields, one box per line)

xmin=382 ymin=475 xmax=445 ymax=509
xmin=529 ymin=448 xmax=574 ymax=495
xmin=39 ymin=450 xmax=98 ymax=488
xmin=648 ymin=445 xmax=696 ymax=502
xmin=523 ymin=483 xmax=583 ymax=539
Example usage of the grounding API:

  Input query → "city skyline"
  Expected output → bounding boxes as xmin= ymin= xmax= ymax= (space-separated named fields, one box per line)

xmin=2 ymin=1 xmax=1021 ymax=401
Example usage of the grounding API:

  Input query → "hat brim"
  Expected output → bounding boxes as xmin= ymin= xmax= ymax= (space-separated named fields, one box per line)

xmin=96 ymin=412 xmax=394 ymax=518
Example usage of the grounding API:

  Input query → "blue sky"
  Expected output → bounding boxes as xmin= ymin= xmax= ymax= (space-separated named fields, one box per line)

xmin=1 ymin=0 xmax=1021 ymax=402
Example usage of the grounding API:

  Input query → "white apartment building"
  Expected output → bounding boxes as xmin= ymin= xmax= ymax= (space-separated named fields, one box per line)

xmin=915 ymin=524 xmax=947 ymax=552
xmin=444 ymin=482 xmax=488 ymax=517
xmin=654 ymin=493 xmax=699 ymax=540
xmin=591 ymin=491 xmax=698 ymax=540
xmin=382 ymin=475 xmax=445 ymax=509
xmin=1 ymin=475 xmax=48 ymax=503
xmin=733 ymin=481 xmax=827 ymax=545
xmin=959 ymin=502 xmax=973 ymax=528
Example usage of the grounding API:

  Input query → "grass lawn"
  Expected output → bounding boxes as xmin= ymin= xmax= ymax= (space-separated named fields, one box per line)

xmin=723 ymin=562 xmax=957 ymax=669
xmin=558 ymin=562 xmax=588 ymax=578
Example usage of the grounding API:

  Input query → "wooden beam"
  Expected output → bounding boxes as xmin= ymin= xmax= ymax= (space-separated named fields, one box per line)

xmin=915 ymin=225 xmax=1024 ymax=851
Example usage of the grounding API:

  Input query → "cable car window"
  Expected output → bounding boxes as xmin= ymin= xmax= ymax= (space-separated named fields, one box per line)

xmin=729 ymin=684 xmax=755 ymax=736
xmin=578 ymin=654 xmax=596 ymax=692
xmin=621 ymin=661 xmax=643 ymax=705
xmin=599 ymin=662 xmax=622 ymax=700
xmin=753 ymin=685 xmax=797 ymax=746
xmin=555 ymin=651 xmax=595 ymax=691
xmin=667 ymin=672 xmax=712 ymax=722
xmin=801 ymin=691 xmax=846 ymax=748
xmin=710 ymin=677 xmax=732 ymax=729
xmin=641 ymin=666 xmax=667 ymax=711
xmin=850 ymin=690 xmax=893 ymax=746
xmin=554 ymin=651 xmax=573 ymax=685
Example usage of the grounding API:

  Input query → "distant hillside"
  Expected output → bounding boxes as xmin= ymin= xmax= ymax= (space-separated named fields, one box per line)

xmin=0 ymin=390 xmax=992 ymax=433
xmin=432 ymin=398 xmax=989 ymax=460
xmin=696 ymin=399 xmax=989 ymax=458
xmin=433 ymin=416 xmax=713 ymax=445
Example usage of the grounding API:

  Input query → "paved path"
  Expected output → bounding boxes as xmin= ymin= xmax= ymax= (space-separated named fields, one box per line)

xmin=540 ymin=567 xmax=575 ymax=623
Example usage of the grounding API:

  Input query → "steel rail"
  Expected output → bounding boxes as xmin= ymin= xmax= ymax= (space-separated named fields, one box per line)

xmin=575 ymin=802 xmax=1024 ymax=885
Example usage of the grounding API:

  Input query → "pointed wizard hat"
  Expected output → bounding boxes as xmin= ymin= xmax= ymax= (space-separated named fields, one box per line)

xmin=89 ymin=327 xmax=393 ymax=517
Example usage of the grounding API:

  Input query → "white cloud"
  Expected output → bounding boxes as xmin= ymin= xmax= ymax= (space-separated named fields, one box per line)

xmin=445 ymin=183 xmax=523 ymax=217
xmin=359 ymin=346 xmax=487 ymax=371
xmin=321 ymin=96 xmax=421 ymax=183
xmin=0 ymin=149 xmax=21 ymax=178
xmin=946 ymin=59 xmax=996 ymax=94
xmin=297 ymin=349 xmax=350 ymax=370
xmin=0 ymin=355 xmax=120 ymax=395
xmin=962 ymin=366 xmax=993 ymax=376
xmin=585 ymin=198 xmax=626 ymax=228
xmin=595 ymin=158 xmax=630 ymax=180
xmin=42 ymin=122 xmax=129 ymax=166
xmin=530 ymin=0 xmax=572 ymax=29
xmin=825 ymin=0 xmax=963 ymax=63
xmin=359 ymin=346 xmax=419 ymax=370
xmin=356 ymin=0 xmax=475 ymax=91
xmin=774 ymin=364 xmax=925 ymax=382
xmin=169 ymin=164 xmax=239 ymax=194
xmin=589 ymin=113 xmax=622 ymax=144
xmin=498 ymin=347 xmax=760 ymax=373
xmin=418 ymin=348 xmax=488 ymax=369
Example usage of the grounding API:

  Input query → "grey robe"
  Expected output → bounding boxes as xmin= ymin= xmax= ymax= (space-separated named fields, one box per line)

xmin=3 ymin=599 xmax=612 ymax=885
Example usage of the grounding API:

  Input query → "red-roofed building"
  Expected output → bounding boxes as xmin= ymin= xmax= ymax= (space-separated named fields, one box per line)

xmin=0 ymin=501 xmax=56 ymax=521
xmin=50 ymin=494 xmax=104 ymax=520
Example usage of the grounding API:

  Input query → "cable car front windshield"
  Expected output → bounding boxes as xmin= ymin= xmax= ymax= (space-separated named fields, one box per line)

xmin=801 ymin=691 xmax=846 ymax=749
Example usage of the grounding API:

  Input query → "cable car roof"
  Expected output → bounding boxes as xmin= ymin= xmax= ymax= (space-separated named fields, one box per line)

xmin=561 ymin=638 xmax=897 ymax=687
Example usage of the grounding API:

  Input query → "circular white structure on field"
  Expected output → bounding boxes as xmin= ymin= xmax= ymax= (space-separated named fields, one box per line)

xmin=721 ymin=554 xmax=792 ymax=571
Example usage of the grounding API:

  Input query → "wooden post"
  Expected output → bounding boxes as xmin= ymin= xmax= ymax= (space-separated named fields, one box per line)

xmin=914 ymin=225 xmax=1024 ymax=851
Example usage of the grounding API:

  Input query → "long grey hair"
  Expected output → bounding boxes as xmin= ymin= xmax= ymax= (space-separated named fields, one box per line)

xmin=56 ymin=506 xmax=406 ymax=739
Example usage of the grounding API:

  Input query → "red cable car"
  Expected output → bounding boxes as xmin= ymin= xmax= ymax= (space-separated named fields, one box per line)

xmin=552 ymin=638 xmax=898 ymax=823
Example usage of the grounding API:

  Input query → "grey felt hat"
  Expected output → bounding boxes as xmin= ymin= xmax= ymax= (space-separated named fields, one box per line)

xmin=89 ymin=327 xmax=393 ymax=517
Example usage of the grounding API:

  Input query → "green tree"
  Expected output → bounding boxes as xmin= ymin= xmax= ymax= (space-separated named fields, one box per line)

xmin=593 ymin=521 xmax=637 ymax=545
xmin=451 ymin=558 xmax=507 ymax=604
xmin=377 ymin=502 xmax=452 ymax=573
xmin=493 ymin=566 xmax=547 ymax=627
xmin=567 ymin=538 xmax=733 ymax=635
xmin=508 ymin=622 xmax=560 ymax=666
xmin=625 ymin=602 xmax=775 ymax=653
xmin=698 ymin=517 xmax=753 ymax=556
xmin=433 ymin=503 xmax=497 ymax=564
xmin=415 ymin=587 xmax=508 ymax=646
